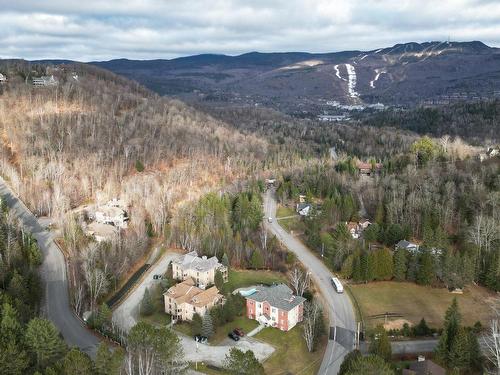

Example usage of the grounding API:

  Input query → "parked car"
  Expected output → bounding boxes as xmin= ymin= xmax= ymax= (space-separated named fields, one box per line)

xmin=194 ymin=335 xmax=208 ymax=344
xmin=268 ymin=217 xmax=273 ymax=223
xmin=228 ymin=332 xmax=240 ymax=341
xmin=153 ymin=274 xmax=162 ymax=280
xmin=233 ymin=328 xmax=245 ymax=337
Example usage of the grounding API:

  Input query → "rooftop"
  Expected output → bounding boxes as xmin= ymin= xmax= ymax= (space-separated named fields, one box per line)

xmin=246 ymin=284 xmax=306 ymax=311
xmin=165 ymin=278 xmax=222 ymax=307
xmin=173 ymin=251 xmax=224 ymax=272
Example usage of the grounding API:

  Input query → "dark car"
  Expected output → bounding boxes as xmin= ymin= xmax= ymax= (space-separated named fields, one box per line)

xmin=228 ymin=332 xmax=240 ymax=341
xmin=233 ymin=328 xmax=245 ymax=337
xmin=194 ymin=335 xmax=208 ymax=344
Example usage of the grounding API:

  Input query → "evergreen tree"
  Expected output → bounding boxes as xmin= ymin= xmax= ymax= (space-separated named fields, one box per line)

xmin=222 ymin=253 xmax=230 ymax=267
xmin=352 ymin=253 xmax=362 ymax=282
xmin=191 ymin=313 xmax=203 ymax=336
xmin=413 ymin=318 xmax=430 ymax=337
xmin=250 ymin=250 xmax=264 ymax=269
xmin=214 ymin=270 xmax=224 ymax=292
xmin=416 ymin=250 xmax=434 ymax=285
xmin=201 ymin=312 xmax=214 ymax=338
xmin=60 ymin=348 xmax=95 ymax=375
xmin=448 ymin=327 xmax=469 ymax=371
xmin=223 ymin=348 xmax=265 ymax=375
xmin=435 ymin=298 xmax=462 ymax=365
xmin=369 ymin=325 xmax=392 ymax=361
xmin=393 ymin=249 xmax=408 ymax=281
xmin=339 ymin=350 xmax=362 ymax=375
xmin=25 ymin=318 xmax=66 ymax=370
xmin=140 ymin=287 xmax=154 ymax=316
xmin=374 ymin=248 xmax=393 ymax=281
xmin=345 ymin=354 xmax=394 ymax=375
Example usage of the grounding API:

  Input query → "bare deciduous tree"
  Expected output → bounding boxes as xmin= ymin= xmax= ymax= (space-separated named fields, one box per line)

xmin=289 ymin=268 xmax=310 ymax=297
xmin=483 ymin=300 xmax=500 ymax=375
xmin=302 ymin=300 xmax=321 ymax=352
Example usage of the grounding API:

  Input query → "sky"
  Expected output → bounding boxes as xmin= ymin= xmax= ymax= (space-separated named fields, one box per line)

xmin=0 ymin=0 xmax=499 ymax=61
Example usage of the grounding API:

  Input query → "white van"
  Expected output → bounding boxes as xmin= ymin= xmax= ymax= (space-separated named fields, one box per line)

xmin=331 ymin=277 xmax=344 ymax=293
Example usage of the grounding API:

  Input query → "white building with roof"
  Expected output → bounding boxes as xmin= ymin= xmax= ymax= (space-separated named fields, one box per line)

xmin=172 ymin=251 xmax=228 ymax=288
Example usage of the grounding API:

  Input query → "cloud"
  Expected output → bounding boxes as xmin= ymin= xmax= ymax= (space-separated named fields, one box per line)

xmin=0 ymin=0 xmax=498 ymax=61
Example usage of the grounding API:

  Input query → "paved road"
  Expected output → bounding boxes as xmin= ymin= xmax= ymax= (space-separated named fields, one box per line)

xmin=112 ymin=251 xmax=179 ymax=331
xmin=263 ymin=189 xmax=357 ymax=375
xmin=0 ymin=177 xmax=100 ymax=356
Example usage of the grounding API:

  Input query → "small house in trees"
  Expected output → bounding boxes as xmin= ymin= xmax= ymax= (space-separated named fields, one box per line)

xmin=32 ymin=75 xmax=58 ymax=87
xmin=0 ymin=73 xmax=6 ymax=83
xmin=403 ymin=356 xmax=445 ymax=375
xmin=357 ymin=161 xmax=382 ymax=176
xmin=296 ymin=203 xmax=312 ymax=216
xmin=85 ymin=222 xmax=118 ymax=243
xmin=244 ymin=284 xmax=305 ymax=331
xmin=93 ymin=199 xmax=128 ymax=228
xmin=395 ymin=240 xmax=419 ymax=253
xmin=163 ymin=278 xmax=224 ymax=321
xmin=172 ymin=251 xmax=228 ymax=288
xmin=347 ymin=221 xmax=360 ymax=239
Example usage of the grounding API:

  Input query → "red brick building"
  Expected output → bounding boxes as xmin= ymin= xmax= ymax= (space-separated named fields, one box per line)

xmin=245 ymin=284 xmax=306 ymax=331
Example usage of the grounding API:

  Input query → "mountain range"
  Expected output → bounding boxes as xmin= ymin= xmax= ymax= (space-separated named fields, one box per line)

xmin=92 ymin=41 xmax=500 ymax=113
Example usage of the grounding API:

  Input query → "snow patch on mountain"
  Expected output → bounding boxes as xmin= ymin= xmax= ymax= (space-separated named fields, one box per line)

xmin=334 ymin=64 xmax=346 ymax=81
xmin=345 ymin=63 xmax=359 ymax=98
xmin=370 ymin=68 xmax=387 ymax=89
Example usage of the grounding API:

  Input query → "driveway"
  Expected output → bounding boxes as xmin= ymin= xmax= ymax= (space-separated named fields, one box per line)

xmin=112 ymin=251 xmax=179 ymax=331
xmin=264 ymin=189 xmax=357 ymax=375
xmin=0 ymin=177 xmax=100 ymax=357
xmin=180 ymin=334 xmax=274 ymax=367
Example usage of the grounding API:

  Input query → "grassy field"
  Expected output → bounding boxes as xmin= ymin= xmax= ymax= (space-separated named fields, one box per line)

xmin=226 ymin=269 xmax=287 ymax=292
xmin=276 ymin=205 xmax=296 ymax=218
xmin=255 ymin=325 xmax=326 ymax=375
xmin=276 ymin=205 xmax=304 ymax=232
xmin=139 ymin=311 xmax=171 ymax=327
xmin=349 ymin=281 xmax=496 ymax=329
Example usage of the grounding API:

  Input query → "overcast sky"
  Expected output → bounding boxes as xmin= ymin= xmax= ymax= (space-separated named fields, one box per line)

xmin=0 ymin=0 xmax=499 ymax=61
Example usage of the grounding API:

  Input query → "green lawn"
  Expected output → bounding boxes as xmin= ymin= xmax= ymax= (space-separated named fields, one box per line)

xmin=189 ymin=363 xmax=226 ymax=374
xmin=255 ymin=324 xmax=326 ymax=375
xmin=276 ymin=205 xmax=296 ymax=218
xmin=173 ymin=321 xmax=193 ymax=337
xmin=349 ymin=281 xmax=495 ymax=329
xmin=226 ymin=269 xmax=287 ymax=292
xmin=211 ymin=316 xmax=259 ymax=344
xmin=139 ymin=311 xmax=171 ymax=327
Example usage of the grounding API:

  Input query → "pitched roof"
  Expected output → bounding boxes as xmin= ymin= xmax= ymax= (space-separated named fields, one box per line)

xmin=164 ymin=278 xmax=223 ymax=307
xmin=247 ymin=284 xmax=306 ymax=311
xmin=396 ymin=240 xmax=418 ymax=249
xmin=173 ymin=251 xmax=223 ymax=272
xmin=409 ymin=360 xmax=445 ymax=375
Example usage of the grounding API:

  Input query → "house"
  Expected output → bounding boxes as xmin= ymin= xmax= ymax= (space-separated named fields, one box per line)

xmin=163 ymin=278 xmax=224 ymax=321
xmin=402 ymin=356 xmax=445 ymax=375
xmin=357 ymin=161 xmax=382 ymax=175
xmin=296 ymin=203 xmax=312 ymax=217
xmin=359 ymin=219 xmax=371 ymax=230
xmin=94 ymin=204 xmax=128 ymax=228
xmin=486 ymin=146 xmax=499 ymax=157
xmin=0 ymin=73 xmax=6 ymax=83
xmin=32 ymin=75 xmax=58 ymax=87
xmin=85 ymin=222 xmax=118 ymax=243
xmin=172 ymin=251 xmax=228 ymax=288
xmin=346 ymin=221 xmax=360 ymax=239
xmin=245 ymin=284 xmax=306 ymax=331
xmin=395 ymin=240 xmax=419 ymax=253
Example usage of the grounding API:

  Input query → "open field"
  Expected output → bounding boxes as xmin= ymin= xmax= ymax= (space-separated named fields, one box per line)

xmin=255 ymin=324 xmax=326 ymax=375
xmin=276 ymin=204 xmax=304 ymax=232
xmin=349 ymin=281 xmax=496 ymax=329
xmin=276 ymin=205 xmax=296 ymax=218
xmin=226 ymin=269 xmax=287 ymax=292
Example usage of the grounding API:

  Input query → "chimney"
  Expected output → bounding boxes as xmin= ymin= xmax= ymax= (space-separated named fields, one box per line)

xmin=417 ymin=355 xmax=425 ymax=362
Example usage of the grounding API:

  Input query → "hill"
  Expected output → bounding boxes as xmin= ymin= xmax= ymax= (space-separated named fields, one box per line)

xmin=92 ymin=41 xmax=500 ymax=112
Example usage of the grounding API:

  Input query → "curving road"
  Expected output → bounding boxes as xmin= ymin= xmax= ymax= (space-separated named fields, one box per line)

xmin=0 ymin=177 xmax=100 ymax=356
xmin=264 ymin=189 xmax=357 ymax=375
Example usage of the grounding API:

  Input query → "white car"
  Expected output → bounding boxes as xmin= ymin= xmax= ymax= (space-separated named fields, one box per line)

xmin=268 ymin=217 xmax=273 ymax=223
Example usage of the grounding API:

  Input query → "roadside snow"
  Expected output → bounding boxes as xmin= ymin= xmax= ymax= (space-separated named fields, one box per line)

xmin=345 ymin=63 xmax=360 ymax=98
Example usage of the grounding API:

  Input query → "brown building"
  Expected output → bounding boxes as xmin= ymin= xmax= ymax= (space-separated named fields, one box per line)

xmin=163 ymin=278 xmax=224 ymax=321
xmin=402 ymin=357 xmax=446 ymax=375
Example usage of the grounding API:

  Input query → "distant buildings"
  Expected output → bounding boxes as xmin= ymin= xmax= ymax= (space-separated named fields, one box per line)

xmin=32 ymin=75 xmax=58 ymax=87
xmin=403 ymin=356 xmax=445 ymax=375
xmin=357 ymin=161 xmax=382 ymax=175
xmin=245 ymin=284 xmax=305 ymax=331
xmin=163 ymin=278 xmax=224 ymax=321
xmin=172 ymin=251 xmax=228 ymax=288
xmin=0 ymin=73 xmax=6 ymax=84
xmin=395 ymin=240 xmax=420 ymax=253
xmin=85 ymin=222 xmax=118 ymax=243
xmin=296 ymin=203 xmax=312 ymax=217
xmin=346 ymin=220 xmax=372 ymax=239
xmin=479 ymin=146 xmax=499 ymax=162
